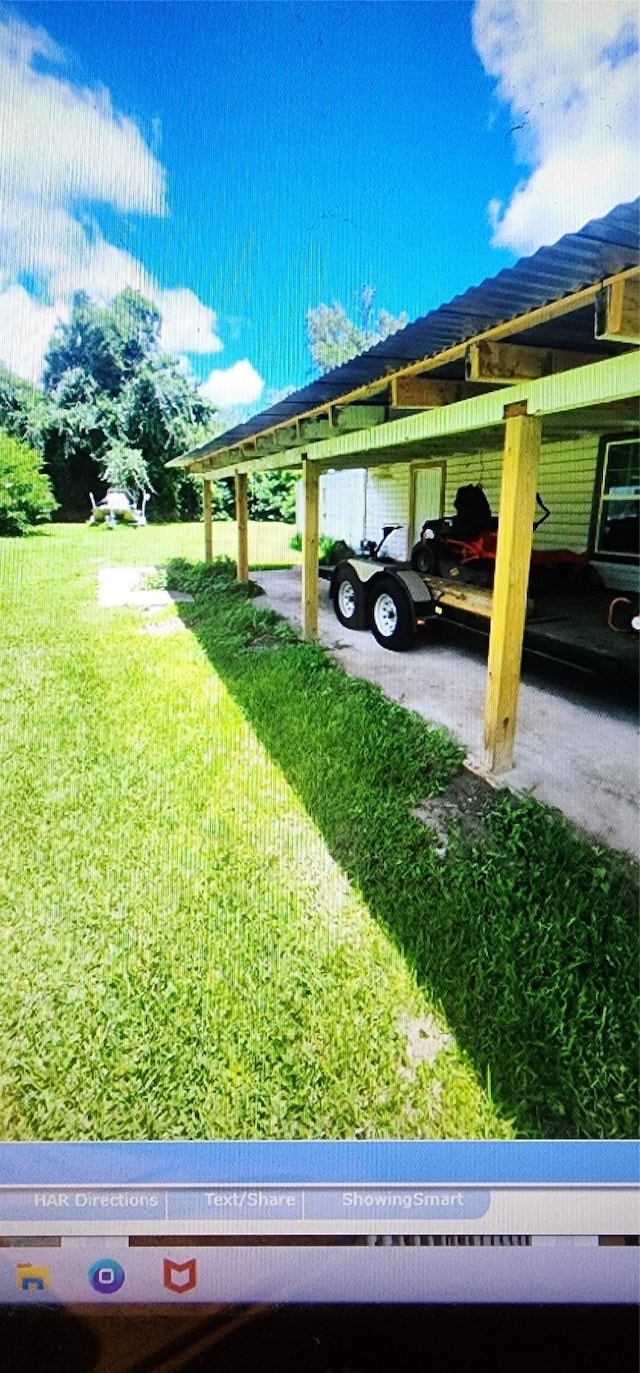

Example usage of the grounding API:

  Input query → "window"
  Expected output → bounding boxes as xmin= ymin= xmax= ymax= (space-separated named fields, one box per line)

xmin=595 ymin=437 xmax=640 ymax=558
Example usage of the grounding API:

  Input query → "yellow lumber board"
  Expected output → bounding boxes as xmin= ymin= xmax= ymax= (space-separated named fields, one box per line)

xmin=203 ymin=479 xmax=213 ymax=563
xmin=596 ymin=274 xmax=640 ymax=343
xmin=467 ymin=340 xmax=605 ymax=384
xmin=301 ymin=458 xmax=319 ymax=640
xmin=483 ymin=413 xmax=542 ymax=773
xmin=428 ymin=575 xmax=534 ymax=619
xmin=391 ymin=377 xmax=487 ymax=407
xmin=190 ymin=352 xmax=639 ymax=478
xmin=235 ymin=471 xmax=249 ymax=583
xmin=179 ymin=268 xmax=638 ymax=468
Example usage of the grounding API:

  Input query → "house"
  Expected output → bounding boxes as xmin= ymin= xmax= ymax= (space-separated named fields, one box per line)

xmin=169 ymin=199 xmax=639 ymax=775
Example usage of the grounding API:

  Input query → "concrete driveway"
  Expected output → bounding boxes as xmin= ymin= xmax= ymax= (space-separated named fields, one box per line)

xmin=256 ymin=568 xmax=639 ymax=859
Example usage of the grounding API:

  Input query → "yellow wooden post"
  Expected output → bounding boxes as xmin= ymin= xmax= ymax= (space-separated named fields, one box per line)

xmin=203 ymin=479 xmax=213 ymax=562
xmin=235 ymin=471 xmax=249 ymax=582
xmin=301 ymin=456 xmax=319 ymax=640
xmin=483 ymin=409 xmax=542 ymax=773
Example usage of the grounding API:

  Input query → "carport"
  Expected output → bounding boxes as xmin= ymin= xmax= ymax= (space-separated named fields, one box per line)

xmin=251 ymin=564 xmax=638 ymax=857
xmin=169 ymin=201 xmax=639 ymax=777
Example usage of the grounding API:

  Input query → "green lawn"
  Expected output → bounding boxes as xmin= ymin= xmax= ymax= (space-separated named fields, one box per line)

xmin=0 ymin=522 xmax=514 ymax=1140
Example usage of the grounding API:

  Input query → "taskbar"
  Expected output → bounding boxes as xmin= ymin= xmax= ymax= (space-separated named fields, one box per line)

xmin=2 ymin=1233 xmax=639 ymax=1305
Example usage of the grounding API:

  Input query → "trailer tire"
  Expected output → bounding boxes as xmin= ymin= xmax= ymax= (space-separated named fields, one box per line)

xmin=369 ymin=576 xmax=415 ymax=651
xmin=333 ymin=566 xmax=363 ymax=629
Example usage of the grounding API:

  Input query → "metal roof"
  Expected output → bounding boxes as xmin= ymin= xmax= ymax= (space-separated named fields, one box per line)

xmin=186 ymin=199 xmax=639 ymax=460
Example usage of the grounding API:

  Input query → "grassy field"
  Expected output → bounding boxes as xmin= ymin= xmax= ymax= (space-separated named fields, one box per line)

xmin=0 ymin=522 xmax=515 ymax=1140
xmin=167 ymin=552 xmax=639 ymax=1139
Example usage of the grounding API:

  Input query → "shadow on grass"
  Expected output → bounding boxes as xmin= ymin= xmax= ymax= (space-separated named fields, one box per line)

xmin=168 ymin=559 xmax=639 ymax=1139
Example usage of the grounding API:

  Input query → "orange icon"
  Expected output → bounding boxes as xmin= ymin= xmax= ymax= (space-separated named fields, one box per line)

xmin=163 ymin=1257 xmax=197 ymax=1293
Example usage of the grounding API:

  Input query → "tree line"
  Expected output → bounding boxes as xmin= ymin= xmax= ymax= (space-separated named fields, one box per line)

xmin=0 ymin=285 xmax=406 ymax=534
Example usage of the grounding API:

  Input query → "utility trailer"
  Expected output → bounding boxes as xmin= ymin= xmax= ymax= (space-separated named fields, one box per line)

xmin=324 ymin=520 xmax=638 ymax=680
xmin=327 ymin=544 xmax=498 ymax=652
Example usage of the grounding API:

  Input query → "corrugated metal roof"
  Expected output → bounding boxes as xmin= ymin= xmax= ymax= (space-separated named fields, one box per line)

xmin=187 ymin=199 xmax=639 ymax=459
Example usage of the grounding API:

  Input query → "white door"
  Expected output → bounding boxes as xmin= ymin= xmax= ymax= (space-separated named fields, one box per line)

xmin=411 ymin=465 xmax=444 ymax=545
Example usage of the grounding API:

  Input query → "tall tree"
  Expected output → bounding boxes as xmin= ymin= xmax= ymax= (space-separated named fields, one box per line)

xmin=0 ymin=364 xmax=51 ymax=452
xmin=40 ymin=290 xmax=219 ymax=518
xmin=306 ymin=285 xmax=408 ymax=374
xmin=43 ymin=289 xmax=161 ymax=397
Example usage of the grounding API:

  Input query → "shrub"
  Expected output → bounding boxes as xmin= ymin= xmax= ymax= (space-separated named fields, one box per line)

xmin=0 ymin=430 xmax=58 ymax=535
xmin=289 ymin=532 xmax=354 ymax=563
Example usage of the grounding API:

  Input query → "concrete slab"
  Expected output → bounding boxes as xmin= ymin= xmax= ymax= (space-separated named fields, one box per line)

xmin=255 ymin=568 xmax=639 ymax=859
xmin=98 ymin=567 xmax=194 ymax=609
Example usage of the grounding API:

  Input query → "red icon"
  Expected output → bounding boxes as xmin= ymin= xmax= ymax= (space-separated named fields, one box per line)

xmin=163 ymin=1257 xmax=197 ymax=1293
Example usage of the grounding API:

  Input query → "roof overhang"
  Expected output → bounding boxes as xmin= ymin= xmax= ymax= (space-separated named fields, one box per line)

xmin=168 ymin=194 xmax=640 ymax=481
xmin=179 ymin=351 xmax=639 ymax=478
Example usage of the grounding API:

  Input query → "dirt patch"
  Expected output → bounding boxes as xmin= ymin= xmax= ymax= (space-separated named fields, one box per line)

xmin=398 ymin=1012 xmax=454 ymax=1078
xmin=412 ymin=765 xmax=499 ymax=856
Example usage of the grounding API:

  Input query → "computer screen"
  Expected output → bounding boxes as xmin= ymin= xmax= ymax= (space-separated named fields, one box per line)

xmin=0 ymin=0 xmax=638 ymax=1359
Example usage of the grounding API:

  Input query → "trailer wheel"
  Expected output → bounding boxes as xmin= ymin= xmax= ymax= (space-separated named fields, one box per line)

xmin=333 ymin=567 xmax=362 ymax=628
xmin=369 ymin=576 xmax=415 ymax=651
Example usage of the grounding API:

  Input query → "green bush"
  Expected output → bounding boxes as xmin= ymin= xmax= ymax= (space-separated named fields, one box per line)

xmin=289 ymin=532 xmax=354 ymax=563
xmin=0 ymin=430 xmax=58 ymax=535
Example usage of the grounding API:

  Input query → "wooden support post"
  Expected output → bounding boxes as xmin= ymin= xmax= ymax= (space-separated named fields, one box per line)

xmin=483 ymin=410 xmax=542 ymax=774
xmin=203 ymin=479 xmax=213 ymax=563
xmin=301 ymin=456 xmax=319 ymax=640
xmin=235 ymin=471 xmax=249 ymax=582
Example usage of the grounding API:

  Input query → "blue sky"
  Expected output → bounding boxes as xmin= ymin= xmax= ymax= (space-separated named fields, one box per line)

xmin=0 ymin=1 xmax=637 ymax=415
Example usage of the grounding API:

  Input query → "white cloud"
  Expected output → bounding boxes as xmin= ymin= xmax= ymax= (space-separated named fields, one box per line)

xmin=473 ymin=0 xmax=640 ymax=252
xmin=200 ymin=360 xmax=265 ymax=407
xmin=0 ymin=12 xmax=224 ymax=379
xmin=0 ymin=283 xmax=65 ymax=383
xmin=0 ymin=12 xmax=165 ymax=216
xmin=158 ymin=289 xmax=223 ymax=355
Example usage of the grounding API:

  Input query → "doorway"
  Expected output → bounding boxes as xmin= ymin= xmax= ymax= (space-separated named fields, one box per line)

xmin=410 ymin=463 xmax=445 ymax=546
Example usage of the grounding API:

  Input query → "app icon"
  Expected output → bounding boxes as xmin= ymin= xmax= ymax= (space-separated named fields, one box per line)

xmin=88 ymin=1258 xmax=125 ymax=1294
xmin=16 ymin=1263 xmax=50 ymax=1292
xmin=163 ymin=1257 xmax=197 ymax=1293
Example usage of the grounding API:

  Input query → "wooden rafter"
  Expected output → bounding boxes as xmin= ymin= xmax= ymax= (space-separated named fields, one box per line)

xmin=390 ymin=377 xmax=490 ymax=407
xmin=595 ymin=273 xmax=640 ymax=343
xmin=180 ymin=266 xmax=638 ymax=470
xmin=194 ymin=352 xmax=639 ymax=479
xmin=466 ymin=340 xmax=607 ymax=385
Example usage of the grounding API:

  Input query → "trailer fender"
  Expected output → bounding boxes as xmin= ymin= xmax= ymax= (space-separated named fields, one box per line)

xmin=384 ymin=569 xmax=435 ymax=627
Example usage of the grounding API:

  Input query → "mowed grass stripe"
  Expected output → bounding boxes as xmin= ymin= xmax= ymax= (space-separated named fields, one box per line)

xmin=0 ymin=525 xmax=509 ymax=1139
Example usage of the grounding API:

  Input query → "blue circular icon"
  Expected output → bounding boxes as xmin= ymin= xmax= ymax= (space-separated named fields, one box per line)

xmin=88 ymin=1258 xmax=125 ymax=1294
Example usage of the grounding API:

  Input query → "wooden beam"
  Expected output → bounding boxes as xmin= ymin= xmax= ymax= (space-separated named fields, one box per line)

xmin=483 ymin=412 xmax=542 ymax=774
xmin=301 ymin=457 xmax=319 ymax=641
xmin=466 ymin=340 xmax=605 ymax=385
xmin=187 ymin=352 xmax=639 ymax=479
xmin=235 ymin=471 xmax=249 ymax=583
xmin=175 ymin=267 xmax=638 ymax=470
xmin=390 ymin=377 xmax=488 ymax=407
xmin=299 ymin=417 xmax=335 ymax=442
xmin=595 ymin=274 xmax=640 ymax=343
xmin=203 ymin=479 xmax=213 ymax=563
xmin=334 ymin=404 xmax=386 ymax=430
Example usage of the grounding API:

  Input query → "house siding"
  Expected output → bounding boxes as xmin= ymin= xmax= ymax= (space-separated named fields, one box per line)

xmin=363 ymin=467 xmax=411 ymax=558
xmin=304 ymin=431 xmax=637 ymax=589
xmin=441 ymin=434 xmax=600 ymax=554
